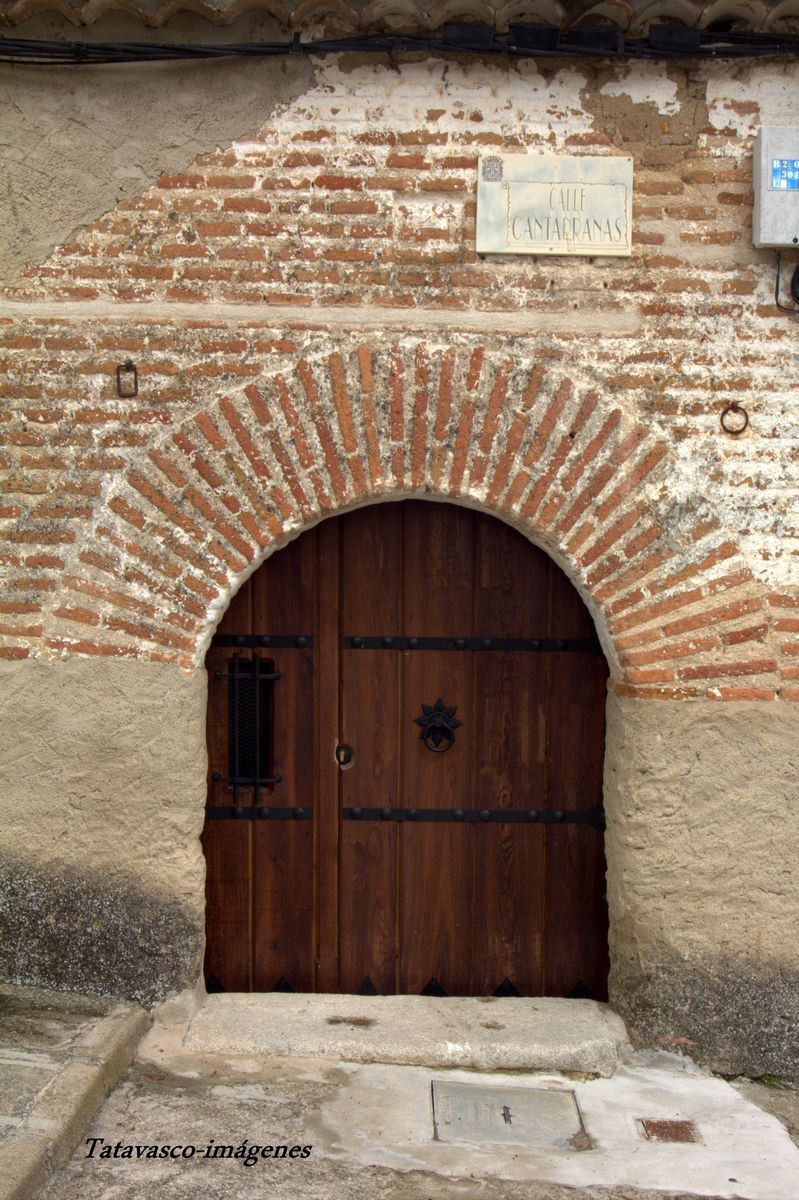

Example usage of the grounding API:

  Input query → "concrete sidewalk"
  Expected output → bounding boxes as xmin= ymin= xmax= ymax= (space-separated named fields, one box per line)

xmin=2 ymin=985 xmax=798 ymax=1200
xmin=0 ymin=984 xmax=148 ymax=1200
xmin=38 ymin=999 xmax=799 ymax=1200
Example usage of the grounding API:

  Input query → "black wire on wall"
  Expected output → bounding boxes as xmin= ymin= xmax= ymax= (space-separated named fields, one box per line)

xmin=1 ymin=24 xmax=798 ymax=67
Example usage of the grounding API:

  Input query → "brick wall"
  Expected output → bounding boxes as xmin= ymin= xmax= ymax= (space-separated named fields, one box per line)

xmin=1 ymin=57 xmax=797 ymax=698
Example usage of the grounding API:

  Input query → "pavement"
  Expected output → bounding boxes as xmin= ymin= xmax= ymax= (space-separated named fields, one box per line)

xmin=1 ymin=984 xmax=797 ymax=1200
xmin=0 ymin=984 xmax=149 ymax=1200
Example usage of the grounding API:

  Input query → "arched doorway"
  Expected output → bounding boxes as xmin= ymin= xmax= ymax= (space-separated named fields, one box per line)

xmin=202 ymin=501 xmax=609 ymax=998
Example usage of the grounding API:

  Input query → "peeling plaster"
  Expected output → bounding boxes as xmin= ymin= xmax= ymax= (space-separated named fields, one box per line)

xmin=283 ymin=56 xmax=596 ymax=145
xmin=599 ymin=63 xmax=680 ymax=116
xmin=705 ymin=61 xmax=799 ymax=136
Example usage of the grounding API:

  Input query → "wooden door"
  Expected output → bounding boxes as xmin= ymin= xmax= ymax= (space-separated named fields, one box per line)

xmin=202 ymin=501 xmax=609 ymax=998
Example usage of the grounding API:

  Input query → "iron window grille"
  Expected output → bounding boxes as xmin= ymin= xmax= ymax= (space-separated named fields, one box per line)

xmin=213 ymin=653 xmax=282 ymax=804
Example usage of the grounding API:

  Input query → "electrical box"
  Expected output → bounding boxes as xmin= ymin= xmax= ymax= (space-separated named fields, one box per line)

xmin=753 ymin=127 xmax=799 ymax=248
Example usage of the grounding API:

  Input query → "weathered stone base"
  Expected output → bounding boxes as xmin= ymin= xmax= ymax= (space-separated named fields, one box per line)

xmin=0 ymin=856 xmax=203 ymax=1007
xmin=611 ymin=952 xmax=799 ymax=1078
xmin=184 ymin=993 xmax=628 ymax=1076
xmin=0 ymin=984 xmax=149 ymax=1200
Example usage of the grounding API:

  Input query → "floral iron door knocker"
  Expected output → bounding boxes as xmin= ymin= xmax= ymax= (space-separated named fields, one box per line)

xmin=415 ymin=699 xmax=462 ymax=753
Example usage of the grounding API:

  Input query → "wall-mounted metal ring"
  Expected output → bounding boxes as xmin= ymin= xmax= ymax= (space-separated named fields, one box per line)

xmin=720 ymin=403 xmax=749 ymax=435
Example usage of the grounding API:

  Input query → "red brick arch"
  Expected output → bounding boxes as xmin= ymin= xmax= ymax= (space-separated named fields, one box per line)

xmin=34 ymin=336 xmax=784 ymax=700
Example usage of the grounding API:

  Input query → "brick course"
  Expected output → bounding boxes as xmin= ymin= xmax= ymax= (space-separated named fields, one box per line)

xmin=1 ymin=58 xmax=796 ymax=695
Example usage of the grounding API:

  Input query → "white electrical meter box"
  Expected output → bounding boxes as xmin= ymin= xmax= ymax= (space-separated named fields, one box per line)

xmin=753 ymin=127 xmax=799 ymax=248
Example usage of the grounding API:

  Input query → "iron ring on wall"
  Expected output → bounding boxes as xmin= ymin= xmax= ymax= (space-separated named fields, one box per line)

xmin=720 ymin=403 xmax=749 ymax=435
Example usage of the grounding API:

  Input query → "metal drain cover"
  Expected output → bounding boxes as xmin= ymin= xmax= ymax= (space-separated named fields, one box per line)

xmin=637 ymin=1118 xmax=701 ymax=1143
xmin=431 ymin=1080 xmax=586 ymax=1148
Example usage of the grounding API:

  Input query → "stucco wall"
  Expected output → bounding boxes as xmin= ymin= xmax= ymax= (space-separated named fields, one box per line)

xmin=0 ymin=17 xmax=313 ymax=286
xmin=2 ymin=56 xmax=797 ymax=686
xmin=0 ymin=657 xmax=207 ymax=1003
xmin=605 ymin=694 xmax=799 ymax=1076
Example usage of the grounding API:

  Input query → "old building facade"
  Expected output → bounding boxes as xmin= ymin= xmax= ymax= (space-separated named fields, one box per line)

xmin=1 ymin=2 xmax=797 ymax=1077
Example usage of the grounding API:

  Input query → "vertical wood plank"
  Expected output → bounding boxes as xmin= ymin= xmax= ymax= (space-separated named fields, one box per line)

xmin=471 ymin=515 xmax=549 ymax=996
xmin=201 ymin=500 xmax=609 ymax=1002
xmin=399 ymin=502 xmax=474 ymax=995
xmin=250 ymin=534 xmax=316 ymax=992
xmin=545 ymin=564 xmax=610 ymax=999
xmin=338 ymin=503 xmax=403 ymax=993
xmin=315 ymin=517 xmax=342 ymax=991
xmin=202 ymin=578 xmax=252 ymax=991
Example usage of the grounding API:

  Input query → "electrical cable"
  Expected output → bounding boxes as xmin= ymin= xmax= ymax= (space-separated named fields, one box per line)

xmin=1 ymin=28 xmax=798 ymax=67
xmin=774 ymin=251 xmax=799 ymax=315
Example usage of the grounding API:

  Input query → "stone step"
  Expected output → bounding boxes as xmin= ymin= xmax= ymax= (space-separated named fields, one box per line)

xmin=184 ymin=994 xmax=629 ymax=1078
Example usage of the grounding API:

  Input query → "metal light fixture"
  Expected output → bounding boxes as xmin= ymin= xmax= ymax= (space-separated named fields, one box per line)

xmin=115 ymin=360 xmax=138 ymax=398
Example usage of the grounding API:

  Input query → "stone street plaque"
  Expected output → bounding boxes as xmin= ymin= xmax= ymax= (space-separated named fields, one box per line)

xmin=476 ymin=153 xmax=633 ymax=257
xmin=431 ymin=1080 xmax=585 ymax=1148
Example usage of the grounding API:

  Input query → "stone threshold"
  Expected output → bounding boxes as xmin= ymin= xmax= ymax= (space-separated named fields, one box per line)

xmin=183 ymin=993 xmax=629 ymax=1078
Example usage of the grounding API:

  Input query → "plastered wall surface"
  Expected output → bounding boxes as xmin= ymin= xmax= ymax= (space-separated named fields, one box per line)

xmin=0 ymin=657 xmax=207 ymax=1002
xmin=1 ymin=652 xmax=797 ymax=1072
xmin=1 ymin=49 xmax=797 ymax=1073
xmin=0 ymin=16 xmax=313 ymax=286
xmin=604 ymin=693 xmax=799 ymax=1075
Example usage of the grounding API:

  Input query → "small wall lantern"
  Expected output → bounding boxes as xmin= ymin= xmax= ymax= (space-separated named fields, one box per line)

xmin=116 ymin=360 xmax=138 ymax=398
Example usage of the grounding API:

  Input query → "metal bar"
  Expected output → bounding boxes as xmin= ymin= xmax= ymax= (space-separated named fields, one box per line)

xmin=343 ymin=635 xmax=602 ymax=654
xmin=213 ymin=772 xmax=283 ymax=786
xmin=205 ymin=806 xmax=312 ymax=821
xmin=342 ymin=806 xmax=605 ymax=827
xmin=215 ymin=670 xmax=281 ymax=680
xmin=212 ymin=634 xmax=313 ymax=648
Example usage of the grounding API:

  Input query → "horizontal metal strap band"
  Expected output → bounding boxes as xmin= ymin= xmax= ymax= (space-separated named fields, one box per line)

xmin=212 ymin=773 xmax=284 ymax=785
xmin=214 ymin=670 xmax=282 ymax=680
xmin=342 ymin=806 xmax=605 ymax=827
xmin=211 ymin=634 xmax=313 ymax=648
xmin=205 ymin=806 xmax=312 ymax=821
xmin=343 ymin=635 xmax=602 ymax=653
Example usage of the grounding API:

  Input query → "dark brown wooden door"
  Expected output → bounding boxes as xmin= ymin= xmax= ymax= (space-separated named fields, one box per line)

xmin=202 ymin=501 xmax=609 ymax=998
